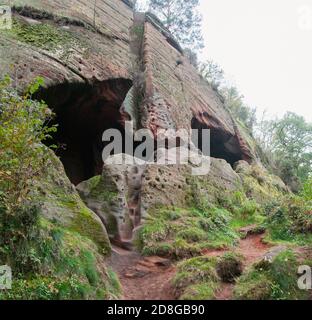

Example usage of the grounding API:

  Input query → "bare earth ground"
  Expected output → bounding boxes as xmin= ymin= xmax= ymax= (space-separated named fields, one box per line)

xmin=108 ymin=246 xmax=176 ymax=300
xmin=108 ymin=231 xmax=273 ymax=300
xmin=214 ymin=234 xmax=272 ymax=300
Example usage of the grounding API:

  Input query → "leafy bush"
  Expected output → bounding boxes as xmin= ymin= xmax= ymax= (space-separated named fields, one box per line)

xmin=301 ymin=178 xmax=312 ymax=201
xmin=227 ymin=191 xmax=265 ymax=229
xmin=0 ymin=202 xmax=42 ymax=273
xmin=0 ymin=77 xmax=119 ymax=300
xmin=0 ymin=75 xmax=56 ymax=269
xmin=0 ymin=75 xmax=56 ymax=208
xmin=265 ymin=196 xmax=312 ymax=243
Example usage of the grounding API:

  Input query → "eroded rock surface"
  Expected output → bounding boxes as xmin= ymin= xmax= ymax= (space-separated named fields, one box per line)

xmin=1 ymin=0 xmax=287 ymax=254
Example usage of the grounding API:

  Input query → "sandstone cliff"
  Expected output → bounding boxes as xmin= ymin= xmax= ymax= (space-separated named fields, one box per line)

xmin=0 ymin=0 xmax=292 ymax=300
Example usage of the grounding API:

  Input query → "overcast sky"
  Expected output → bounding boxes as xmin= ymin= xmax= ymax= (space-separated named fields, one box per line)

xmin=138 ymin=0 xmax=312 ymax=122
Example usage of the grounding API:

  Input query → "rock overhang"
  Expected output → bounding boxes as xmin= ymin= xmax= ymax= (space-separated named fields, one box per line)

xmin=1 ymin=0 xmax=255 ymax=184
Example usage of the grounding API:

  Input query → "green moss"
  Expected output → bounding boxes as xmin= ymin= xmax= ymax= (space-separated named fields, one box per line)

xmin=216 ymin=252 xmax=244 ymax=283
xmin=179 ymin=283 xmax=218 ymax=300
xmin=0 ymin=79 xmax=114 ymax=300
xmin=234 ymin=250 xmax=309 ymax=300
xmin=34 ymin=163 xmax=111 ymax=255
xmin=87 ymin=176 xmax=118 ymax=203
xmin=140 ymin=242 xmax=175 ymax=257
xmin=177 ymin=227 xmax=207 ymax=242
xmin=237 ymin=164 xmax=285 ymax=204
xmin=106 ymin=267 xmax=122 ymax=299
xmin=5 ymin=18 xmax=74 ymax=51
xmin=234 ymin=271 xmax=273 ymax=300
xmin=171 ymin=239 xmax=202 ymax=259
xmin=264 ymin=197 xmax=312 ymax=246
xmin=87 ymin=175 xmax=101 ymax=190
xmin=0 ymin=218 xmax=120 ymax=300
xmin=136 ymin=206 xmax=238 ymax=258
xmin=173 ymin=256 xmax=220 ymax=300
xmin=70 ymin=205 xmax=111 ymax=255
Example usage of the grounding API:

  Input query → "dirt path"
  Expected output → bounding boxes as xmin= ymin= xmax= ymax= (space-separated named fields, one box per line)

xmin=108 ymin=246 xmax=176 ymax=300
xmin=108 ymin=231 xmax=273 ymax=300
xmin=237 ymin=234 xmax=272 ymax=267
xmin=210 ymin=233 xmax=272 ymax=300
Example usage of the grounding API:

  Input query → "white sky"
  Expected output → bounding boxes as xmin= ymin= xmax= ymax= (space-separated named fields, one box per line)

xmin=138 ymin=0 xmax=312 ymax=122
xmin=199 ymin=0 xmax=312 ymax=122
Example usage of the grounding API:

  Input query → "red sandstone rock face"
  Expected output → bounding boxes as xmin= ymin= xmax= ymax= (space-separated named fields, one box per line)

xmin=140 ymin=20 xmax=253 ymax=163
xmin=0 ymin=1 xmax=285 ymax=244
xmin=0 ymin=0 xmax=254 ymax=164
xmin=0 ymin=0 xmax=134 ymax=88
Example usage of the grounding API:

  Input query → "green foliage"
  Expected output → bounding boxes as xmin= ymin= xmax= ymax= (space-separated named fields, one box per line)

xmin=216 ymin=252 xmax=244 ymax=283
xmin=0 ymin=276 xmax=87 ymax=300
xmin=224 ymin=191 xmax=265 ymax=229
xmin=106 ymin=268 xmax=122 ymax=299
xmin=0 ymin=202 xmax=42 ymax=273
xmin=183 ymin=48 xmax=199 ymax=68
xmin=135 ymin=207 xmax=239 ymax=258
xmin=264 ymin=196 xmax=312 ymax=244
xmin=301 ymin=178 xmax=312 ymax=201
xmin=234 ymin=250 xmax=308 ymax=300
xmin=0 ymin=75 xmax=56 ymax=271
xmin=234 ymin=271 xmax=272 ymax=300
xmin=148 ymin=0 xmax=204 ymax=51
xmin=173 ymin=254 xmax=243 ymax=299
xmin=0 ymin=76 xmax=56 ymax=208
xmin=199 ymin=60 xmax=225 ymax=90
xmin=199 ymin=61 xmax=257 ymax=130
xmin=179 ymin=283 xmax=217 ymax=300
xmin=0 ymin=77 xmax=117 ymax=300
xmin=7 ymin=19 xmax=74 ymax=52
xmin=173 ymin=256 xmax=219 ymax=299
xmin=0 ymin=218 xmax=120 ymax=300
xmin=256 ymin=112 xmax=312 ymax=191
xmin=200 ymin=60 xmax=311 ymax=191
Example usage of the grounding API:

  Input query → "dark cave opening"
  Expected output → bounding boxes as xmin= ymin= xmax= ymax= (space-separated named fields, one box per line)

xmin=191 ymin=117 xmax=244 ymax=167
xmin=36 ymin=79 xmax=132 ymax=185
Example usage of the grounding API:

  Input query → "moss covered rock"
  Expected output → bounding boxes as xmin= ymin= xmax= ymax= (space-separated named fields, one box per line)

xmin=0 ymin=218 xmax=120 ymax=300
xmin=234 ymin=249 xmax=309 ymax=300
xmin=173 ymin=256 xmax=220 ymax=300
xmin=35 ymin=150 xmax=111 ymax=255
xmin=135 ymin=206 xmax=239 ymax=258
xmin=216 ymin=252 xmax=244 ymax=283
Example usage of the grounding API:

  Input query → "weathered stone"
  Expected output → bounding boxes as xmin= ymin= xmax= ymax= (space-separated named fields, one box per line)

xmin=1 ymin=0 xmax=289 ymax=259
xmin=1 ymin=0 xmax=134 ymax=89
xmin=235 ymin=162 xmax=288 ymax=203
xmin=141 ymin=152 xmax=243 ymax=213
xmin=77 ymin=154 xmax=146 ymax=243
xmin=35 ymin=149 xmax=111 ymax=254
xmin=254 ymin=246 xmax=288 ymax=270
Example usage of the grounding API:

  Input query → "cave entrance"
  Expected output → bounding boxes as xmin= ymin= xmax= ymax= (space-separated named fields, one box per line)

xmin=37 ymin=79 xmax=132 ymax=185
xmin=191 ymin=117 xmax=244 ymax=167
